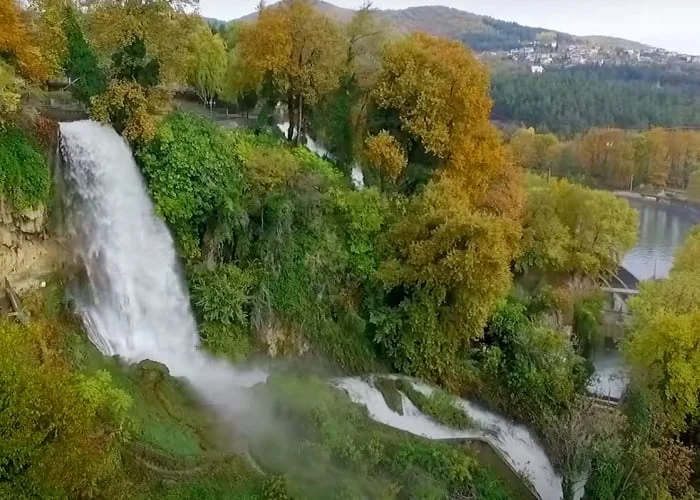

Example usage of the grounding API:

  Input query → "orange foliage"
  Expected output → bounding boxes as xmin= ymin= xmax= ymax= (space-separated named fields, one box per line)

xmin=0 ymin=0 xmax=49 ymax=82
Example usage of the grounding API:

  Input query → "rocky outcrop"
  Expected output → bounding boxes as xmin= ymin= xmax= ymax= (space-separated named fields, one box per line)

xmin=257 ymin=315 xmax=310 ymax=358
xmin=0 ymin=199 xmax=66 ymax=291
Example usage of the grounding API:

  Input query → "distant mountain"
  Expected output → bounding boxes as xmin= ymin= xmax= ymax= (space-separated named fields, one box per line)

xmin=227 ymin=0 xmax=654 ymax=54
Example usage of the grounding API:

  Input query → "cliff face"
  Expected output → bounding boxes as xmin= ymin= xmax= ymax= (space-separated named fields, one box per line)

xmin=0 ymin=199 xmax=65 ymax=291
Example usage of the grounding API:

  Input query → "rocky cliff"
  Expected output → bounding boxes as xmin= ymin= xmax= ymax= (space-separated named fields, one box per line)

xmin=0 ymin=199 xmax=65 ymax=291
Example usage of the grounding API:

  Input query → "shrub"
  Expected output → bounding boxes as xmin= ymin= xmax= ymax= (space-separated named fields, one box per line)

xmin=0 ymin=126 xmax=50 ymax=209
xmin=395 ymin=379 xmax=474 ymax=429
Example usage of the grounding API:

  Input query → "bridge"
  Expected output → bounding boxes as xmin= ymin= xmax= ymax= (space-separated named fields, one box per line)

xmin=600 ymin=266 xmax=640 ymax=297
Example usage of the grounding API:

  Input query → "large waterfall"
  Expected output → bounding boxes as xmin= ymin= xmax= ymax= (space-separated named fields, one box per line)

xmin=59 ymin=120 xmax=565 ymax=499
xmin=59 ymin=120 xmax=265 ymax=410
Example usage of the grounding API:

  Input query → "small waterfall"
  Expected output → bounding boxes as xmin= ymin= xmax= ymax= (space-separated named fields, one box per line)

xmin=335 ymin=377 xmax=564 ymax=500
xmin=59 ymin=120 xmax=265 ymax=412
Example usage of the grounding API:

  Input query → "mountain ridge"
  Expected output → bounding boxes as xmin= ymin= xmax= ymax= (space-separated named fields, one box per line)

xmin=224 ymin=0 xmax=655 ymax=53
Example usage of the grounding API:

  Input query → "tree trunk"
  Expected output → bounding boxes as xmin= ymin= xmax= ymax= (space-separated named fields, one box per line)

xmin=287 ymin=89 xmax=296 ymax=142
xmin=297 ymin=94 xmax=304 ymax=144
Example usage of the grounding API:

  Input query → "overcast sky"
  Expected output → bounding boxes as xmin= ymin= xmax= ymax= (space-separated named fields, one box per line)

xmin=199 ymin=0 xmax=700 ymax=55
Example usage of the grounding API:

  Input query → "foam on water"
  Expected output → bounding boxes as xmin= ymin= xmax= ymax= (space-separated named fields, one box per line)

xmin=335 ymin=376 xmax=565 ymax=500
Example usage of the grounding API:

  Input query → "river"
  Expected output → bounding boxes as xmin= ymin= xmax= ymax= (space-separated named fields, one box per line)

xmin=622 ymin=197 xmax=697 ymax=280
xmin=588 ymin=196 xmax=697 ymax=399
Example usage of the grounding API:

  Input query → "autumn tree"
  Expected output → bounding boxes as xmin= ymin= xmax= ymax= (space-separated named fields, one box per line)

xmin=509 ymin=127 xmax=559 ymax=174
xmin=310 ymin=2 xmax=387 ymax=162
xmin=367 ymin=33 xmax=523 ymax=384
xmin=642 ymin=128 xmax=670 ymax=188
xmin=187 ymin=25 xmax=227 ymax=110
xmin=0 ymin=63 xmax=23 ymax=127
xmin=28 ymin=0 xmax=70 ymax=77
xmin=235 ymin=0 xmax=345 ymax=142
xmin=578 ymin=128 xmax=634 ymax=189
xmin=363 ymin=130 xmax=406 ymax=187
xmin=372 ymin=33 xmax=491 ymax=162
xmin=625 ymin=228 xmax=700 ymax=432
xmin=84 ymin=0 xmax=199 ymax=85
xmin=0 ymin=0 xmax=49 ymax=83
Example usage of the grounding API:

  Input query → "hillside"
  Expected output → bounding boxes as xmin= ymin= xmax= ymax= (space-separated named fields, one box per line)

xmin=231 ymin=0 xmax=648 ymax=53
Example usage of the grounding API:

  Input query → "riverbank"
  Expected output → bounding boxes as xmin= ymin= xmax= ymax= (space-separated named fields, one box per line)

xmin=615 ymin=190 xmax=700 ymax=224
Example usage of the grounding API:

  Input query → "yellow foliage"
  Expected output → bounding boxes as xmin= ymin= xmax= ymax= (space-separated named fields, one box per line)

xmin=85 ymin=0 xmax=199 ymax=84
xmin=578 ymin=128 xmax=635 ymax=188
xmin=0 ymin=0 xmax=49 ymax=82
xmin=364 ymin=130 xmax=407 ymax=183
xmin=90 ymin=80 xmax=170 ymax=141
xmin=0 ymin=318 xmax=131 ymax=497
xmin=236 ymin=0 xmax=345 ymax=139
xmin=0 ymin=63 xmax=23 ymax=127
xmin=28 ymin=0 xmax=69 ymax=77
xmin=372 ymin=32 xmax=491 ymax=160
xmin=237 ymin=0 xmax=344 ymax=103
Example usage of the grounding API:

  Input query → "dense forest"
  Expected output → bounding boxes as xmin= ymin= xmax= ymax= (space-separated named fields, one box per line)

xmin=459 ymin=18 xmax=568 ymax=52
xmin=2 ymin=0 xmax=700 ymax=499
xmin=492 ymin=66 xmax=700 ymax=135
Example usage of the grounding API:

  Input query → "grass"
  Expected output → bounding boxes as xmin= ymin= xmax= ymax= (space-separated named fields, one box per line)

xmin=17 ymin=276 xmax=509 ymax=499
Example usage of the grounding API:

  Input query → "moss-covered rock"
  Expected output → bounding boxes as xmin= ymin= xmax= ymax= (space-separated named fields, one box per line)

xmin=374 ymin=376 xmax=403 ymax=415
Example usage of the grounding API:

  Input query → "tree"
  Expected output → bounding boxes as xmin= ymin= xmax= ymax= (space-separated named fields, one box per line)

xmin=84 ymin=0 xmax=199 ymax=85
xmin=0 ymin=319 xmax=131 ymax=498
xmin=90 ymin=80 xmax=169 ymax=142
xmin=62 ymin=6 xmax=106 ymax=105
xmin=372 ymin=33 xmax=491 ymax=161
xmin=187 ymin=25 xmax=227 ymax=110
xmin=236 ymin=0 xmax=345 ymax=142
xmin=0 ymin=63 xmax=23 ymax=128
xmin=518 ymin=177 xmax=638 ymax=277
xmin=0 ymin=0 xmax=49 ymax=82
xmin=28 ymin=0 xmax=70 ymax=77
xmin=578 ymin=128 xmax=634 ymax=188
xmin=624 ymin=229 xmax=700 ymax=432
xmin=363 ymin=130 xmax=406 ymax=186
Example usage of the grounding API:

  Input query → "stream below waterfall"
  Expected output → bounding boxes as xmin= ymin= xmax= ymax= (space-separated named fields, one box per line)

xmin=335 ymin=377 xmax=564 ymax=500
xmin=59 ymin=119 xmax=565 ymax=499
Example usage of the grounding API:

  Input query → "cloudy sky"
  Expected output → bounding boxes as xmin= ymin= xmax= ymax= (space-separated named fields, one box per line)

xmin=199 ymin=0 xmax=700 ymax=55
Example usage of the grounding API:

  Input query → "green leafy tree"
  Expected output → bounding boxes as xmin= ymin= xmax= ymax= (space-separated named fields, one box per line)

xmin=187 ymin=25 xmax=227 ymax=109
xmin=518 ymin=177 xmax=638 ymax=277
xmin=624 ymin=228 xmax=700 ymax=432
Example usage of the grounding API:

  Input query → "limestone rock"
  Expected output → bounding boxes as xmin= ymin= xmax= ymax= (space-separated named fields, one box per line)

xmin=257 ymin=315 xmax=310 ymax=358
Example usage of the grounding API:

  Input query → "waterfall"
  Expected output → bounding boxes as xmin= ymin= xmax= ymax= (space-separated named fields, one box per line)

xmin=59 ymin=120 xmax=266 ymax=412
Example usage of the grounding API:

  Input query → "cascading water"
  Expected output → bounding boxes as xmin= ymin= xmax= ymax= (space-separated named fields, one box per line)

xmin=335 ymin=377 xmax=567 ymax=500
xmin=59 ymin=120 xmax=567 ymax=498
xmin=59 ymin=120 xmax=266 ymax=412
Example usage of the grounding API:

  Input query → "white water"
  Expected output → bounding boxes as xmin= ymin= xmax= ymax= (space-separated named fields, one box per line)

xmin=59 ymin=120 xmax=559 ymax=497
xmin=335 ymin=377 xmax=563 ymax=500
xmin=59 ymin=120 xmax=266 ymax=413
xmin=277 ymin=122 xmax=365 ymax=189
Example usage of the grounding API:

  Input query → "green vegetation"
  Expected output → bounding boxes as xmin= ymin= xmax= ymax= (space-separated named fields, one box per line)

xmin=9 ymin=0 xmax=700 ymax=498
xmin=250 ymin=374 xmax=511 ymax=499
xmin=62 ymin=6 xmax=105 ymax=105
xmin=394 ymin=379 xmax=476 ymax=429
xmin=518 ymin=176 xmax=638 ymax=276
xmin=0 ymin=126 xmax=50 ymax=209
xmin=475 ymin=298 xmax=588 ymax=428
